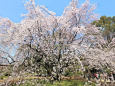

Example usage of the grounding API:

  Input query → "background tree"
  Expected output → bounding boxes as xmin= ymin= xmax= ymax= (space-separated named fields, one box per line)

xmin=92 ymin=16 xmax=115 ymax=43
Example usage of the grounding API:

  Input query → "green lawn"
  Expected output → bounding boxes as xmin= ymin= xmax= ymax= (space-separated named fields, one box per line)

xmin=18 ymin=79 xmax=96 ymax=86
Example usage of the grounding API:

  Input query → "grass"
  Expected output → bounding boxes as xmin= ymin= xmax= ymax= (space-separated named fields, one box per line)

xmin=0 ymin=74 xmax=96 ymax=86
xmin=17 ymin=79 xmax=95 ymax=86
xmin=0 ymin=68 xmax=96 ymax=86
xmin=47 ymin=80 xmax=85 ymax=86
xmin=47 ymin=80 xmax=96 ymax=86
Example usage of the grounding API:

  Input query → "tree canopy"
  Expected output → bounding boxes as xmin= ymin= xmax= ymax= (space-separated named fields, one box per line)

xmin=92 ymin=16 xmax=115 ymax=43
xmin=0 ymin=0 xmax=115 ymax=81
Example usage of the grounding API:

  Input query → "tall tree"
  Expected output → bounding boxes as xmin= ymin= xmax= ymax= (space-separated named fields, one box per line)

xmin=0 ymin=0 xmax=114 ymax=81
xmin=92 ymin=16 xmax=115 ymax=43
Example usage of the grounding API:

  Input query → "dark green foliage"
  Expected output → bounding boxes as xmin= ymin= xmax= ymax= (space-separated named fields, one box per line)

xmin=92 ymin=16 xmax=115 ymax=43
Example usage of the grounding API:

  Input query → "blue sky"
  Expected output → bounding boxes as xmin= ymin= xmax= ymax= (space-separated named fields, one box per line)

xmin=0 ymin=0 xmax=115 ymax=22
